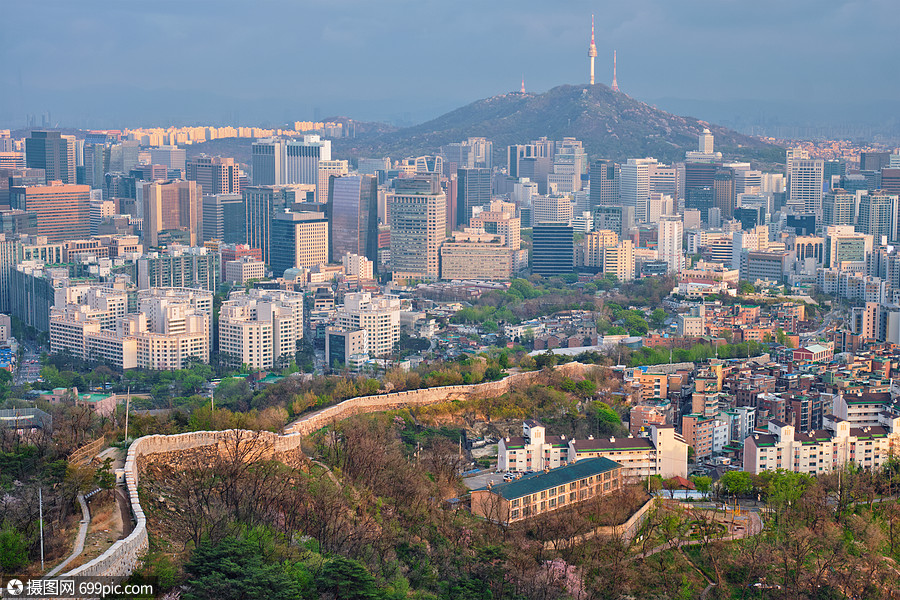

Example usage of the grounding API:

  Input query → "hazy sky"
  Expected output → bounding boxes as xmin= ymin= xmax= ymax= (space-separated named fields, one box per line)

xmin=1 ymin=0 xmax=897 ymax=129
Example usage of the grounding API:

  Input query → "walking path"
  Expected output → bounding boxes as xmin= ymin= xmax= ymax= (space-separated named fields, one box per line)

xmin=46 ymin=494 xmax=90 ymax=576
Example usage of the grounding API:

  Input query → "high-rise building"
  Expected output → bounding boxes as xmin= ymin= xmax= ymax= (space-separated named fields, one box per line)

xmin=137 ymin=246 xmax=220 ymax=291
xmin=201 ymin=193 xmax=245 ymax=244
xmin=251 ymin=138 xmax=282 ymax=185
xmin=270 ymin=211 xmax=329 ymax=276
xmin=9 ymin=182 xmax=90 ymax=242
xmin=822 ymin=190 xmax=856 ymax=227
xmin=25 ymin=131 xmax=75 ymax=184
xmin=441 ymin=137 xmax=492 ymax=171
xmin=589 ymin=159 xmax=619 ymax=209
xmin=788 ymin=159 xmax=824 ymax=216
xmin=389 ymin=176 xmax=447 ymax=281
xmin=329 ymin=175 xmax=378 ymax=263
xmin=244 ymin=185 xmax=311 ymax=265
xmin=284 ymin=135 xmax=331 ymax=186
xmin=620 ymin=158 xmax=655 ymax=223
xmin=141 ymin=180 xmax=201 ymax=247
xmin=583 ymin=229 xmax=619 ymax=268
xmin=593 ymin=205 xmax=634 ymax=239
xmin=336 ymin=292 xmax=400 ymax=357
xmin=603 ymin=240 xmax=634 ymax=281
xmin=532 ymin=195 xmax=573 ymax=225
xmin=317 ymin=159 xmax=348 ymax=204
xmin=456 ymin=167 xmax=491 ymax=227
xmin=714 ymin=167 xmax=735 ymax=220
xmin=470 ymin=200 xmax=521 ymax=250
xmin=532 ymin=222 xmax=574 ymax=276
xmin=440 ymin=229 xmax=514 ymax=281
xmin=699 ymin=129 xmax=714 ymax=154
xmin=218 ymin=289 xmax=304 ymax=369
xmin=658 ymin=216 xmax=684 ymax=273
xmin=857 ymin=191 xmax=897 ymax=243
xmin=149 ymin=146 xmax=186 ymax=172
xmin=186 ymin=155 xmax=240 ymax=195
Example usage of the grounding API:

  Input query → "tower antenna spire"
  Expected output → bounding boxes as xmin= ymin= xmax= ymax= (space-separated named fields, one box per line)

xmin=612 ymin=50 xmax=619 ymax=92
xmin=588 ymin=14 xmax=597 ymax=85
xmin=521 ymin=74 xmax=525 ymax=94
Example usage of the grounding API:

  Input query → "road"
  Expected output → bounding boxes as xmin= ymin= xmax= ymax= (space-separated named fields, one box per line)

xmin=462 ymin=470 xmax=510 ymax=490
xmin=14 ymin=341 xmax=42 ymax=386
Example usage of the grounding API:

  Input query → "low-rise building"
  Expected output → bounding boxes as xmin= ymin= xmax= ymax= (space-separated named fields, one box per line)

xmin=470 ymin=457 xmax=623 ymax=525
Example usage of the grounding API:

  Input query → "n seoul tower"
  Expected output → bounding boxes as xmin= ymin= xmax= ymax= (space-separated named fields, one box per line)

xmin=588 ymin=14 xmax=597 ymax=85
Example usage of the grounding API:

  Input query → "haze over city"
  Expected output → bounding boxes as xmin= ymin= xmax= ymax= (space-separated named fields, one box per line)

xmin=2 ymin=0 xmax=898 ymax=130
xmin=4 ymin=2 xmax=900 ymax=599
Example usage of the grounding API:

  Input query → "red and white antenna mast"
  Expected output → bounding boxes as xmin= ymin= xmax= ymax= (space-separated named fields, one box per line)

xmin=588 ymin=14 xmax=597 ymax=85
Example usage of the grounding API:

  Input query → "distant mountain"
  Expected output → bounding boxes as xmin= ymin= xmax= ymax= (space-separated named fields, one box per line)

xmin=333 ymin=84 xmax=784 ymax=167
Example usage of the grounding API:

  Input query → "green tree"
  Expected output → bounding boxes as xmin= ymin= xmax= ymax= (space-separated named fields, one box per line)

xmin=649 ymin=308 xmax=667 ymax=330
xmin=691 ymin=475 xmax=713 ymax=495
xmin=183 ymin=537 xmax=306 ymax=600
xmin=738 ymin=281 xmax=755 ymax=295
xmin=0 ymin=524 xmax=28 ymax=575
xmin=719 ymin=471 xmax=753 ymax=498
xmin=315 ymin=556 xmax=381 ymax=600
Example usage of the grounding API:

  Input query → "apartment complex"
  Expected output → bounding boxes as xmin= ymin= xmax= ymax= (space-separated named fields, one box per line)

xmin=218 ymin=289 xmax=304 ymax=369
xmin=497 ymin=420 xmax=687 ymax=480
xmin=335 ymin=292 xmax=400 ymax=357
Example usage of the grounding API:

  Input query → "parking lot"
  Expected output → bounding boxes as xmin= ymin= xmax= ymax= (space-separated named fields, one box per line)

xmin=462 ymin=470 xmax=518 ymax=490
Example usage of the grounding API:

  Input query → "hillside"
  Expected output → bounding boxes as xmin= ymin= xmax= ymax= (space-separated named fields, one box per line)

xmin=334 ymin=83 xmax=784 ymax=166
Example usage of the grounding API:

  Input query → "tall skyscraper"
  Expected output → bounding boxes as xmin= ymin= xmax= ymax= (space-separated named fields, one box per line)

xmin=620 ymin=158 xmax=655 ymax=223
xmin=589 ymin=159 xmax=619 ymax=209
xmin=532 ymin=222 xmax=574 ymax=276
xmin=9 ymin=182 xmax=90 ymax=242
xmin=284 ymin=135 xmax=331 ymax=186
xmin=329 ymin=175 xmax=378 ymax=263
xmin=270 ymin=211 xmax=329 ymax=276
xmin=245 ymin=185 xmax=289 ymax=264
xmin=822 ymin=190 xmax=855 ymax=227
xmin=186 ymin=155 xmax=240 ymax=195
xmin=389 ymin=176 xmax=446 ymax=281
xmin=25 ymin=131 xmax=75 ymax=184
xmin=202 ymin=193 xmax=245 ymax=243
xmin=658 ymin=216 xmax=684 ymax=273
xmin=142 ymin=180 xmax=201 ymax=247
xmin=714 ymin=167 xmax=735 ymax=220
xmin=788 ymin=159 xmax=824 ymax=216
xmin=857 ymin=191 xmax=897 ymax=243
xmin=317 ymin=159 xmax=348 ymax=204
xmin=456 ymin=167 xmax=491 ymax=227
xmin=251 ymin=138 xmax=283 ymax=185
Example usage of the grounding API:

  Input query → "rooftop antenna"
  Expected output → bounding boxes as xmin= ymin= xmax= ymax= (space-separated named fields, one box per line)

xmin=521 ymin=75 xmax=526 ymax=94
xmin=612 ymin=50 xmax=619 ymax=92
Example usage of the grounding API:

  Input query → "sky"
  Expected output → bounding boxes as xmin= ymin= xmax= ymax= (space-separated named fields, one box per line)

xmin=1 ymin=0 xmax=898 ymax=130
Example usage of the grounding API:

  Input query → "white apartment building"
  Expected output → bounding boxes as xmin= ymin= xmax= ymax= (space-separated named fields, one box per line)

xmin=336 ymin=292 xmax=400 ymax=357
xmin=743 ymin=414 xmax=900 ymax=475
xmin=498 ymin=420 xmax=687 ymax=480
xmin=658 ymin=216 xmax=683 ymax=274
xmin=50 ymin=287 xmax=213 ymax=370
xmin=218 ymin=289 xmax=304 ymax=369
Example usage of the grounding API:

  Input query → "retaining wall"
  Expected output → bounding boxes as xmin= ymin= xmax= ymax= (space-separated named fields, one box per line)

xmin=62 ymin=363 xmax=596 ymax=581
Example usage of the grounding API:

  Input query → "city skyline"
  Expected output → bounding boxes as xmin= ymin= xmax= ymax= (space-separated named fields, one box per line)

xmin=1 ymin=1 xmax=897 ymax=130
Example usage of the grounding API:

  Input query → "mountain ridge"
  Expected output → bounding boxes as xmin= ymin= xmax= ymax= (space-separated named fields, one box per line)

xmin=334 ymin=83 xmax=783 ymax=166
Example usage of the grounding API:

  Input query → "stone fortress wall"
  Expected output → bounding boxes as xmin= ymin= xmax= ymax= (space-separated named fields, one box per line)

xmin=63 ymin=362 xmax=596 ymax=581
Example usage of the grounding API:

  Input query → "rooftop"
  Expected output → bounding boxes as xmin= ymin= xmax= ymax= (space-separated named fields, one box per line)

xmin=480 ymin=457 xmax=621 ymax=500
